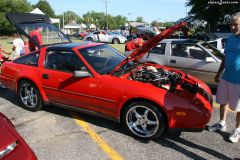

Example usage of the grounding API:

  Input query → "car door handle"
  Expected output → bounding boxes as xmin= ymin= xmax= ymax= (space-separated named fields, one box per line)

xmin=42 ymin=74 xmax=49 ymax=79
xmin=170 ymin=59 xmax=176 ymax=63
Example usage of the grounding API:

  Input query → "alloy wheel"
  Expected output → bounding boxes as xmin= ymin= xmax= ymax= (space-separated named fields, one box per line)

xmin=126 ymin=105 xmax=160 ymax=138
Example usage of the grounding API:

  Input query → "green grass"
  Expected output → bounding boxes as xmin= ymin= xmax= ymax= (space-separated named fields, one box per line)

xmin=0 ymin=36 xmax=126 ymax=54
xmin=0 ymin=37 xmax=13 ymax=53
xmin=109 ymin=44 xmax=125 ymax=53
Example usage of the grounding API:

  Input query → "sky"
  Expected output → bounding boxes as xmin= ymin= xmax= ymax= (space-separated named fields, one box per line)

xmin=29 ymin=0 xmax=190 ymax=23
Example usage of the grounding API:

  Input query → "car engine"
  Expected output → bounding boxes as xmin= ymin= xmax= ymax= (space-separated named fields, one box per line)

xmin=129 ymin=65 xmax=182 ymax=92
xmin=128 ymin=65 xmax=199 ymax=94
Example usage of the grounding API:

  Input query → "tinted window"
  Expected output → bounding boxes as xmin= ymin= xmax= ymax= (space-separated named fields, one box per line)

xmin=201 ymin=43 xmax=224 ymax=60
xmin=208 ymin=41 xmax=217 ymax=48
xmin=18 ymin=23 xmax=70 ymax=46
xmin=45 ymin=50 xmax=86 ymax=72
xmin=171 ymin=43 xmax=208 ymax=60
xmin=79 ymin=44 xmax=125 ymax=74
xmin=149 ymin=43 xmax=166 ymax=55
xmin=14 ymin=52 xmax=40 ymax=66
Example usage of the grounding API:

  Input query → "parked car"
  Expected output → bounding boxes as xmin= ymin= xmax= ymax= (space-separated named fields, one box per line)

xmin=2 ymin=13 xmax=213 ymax=140
xmin=83 ymin=30 xmax=127 ymax=44
xmin=0 ymin=112 xmax=37 ymax=160
xmin=143 ymin=39 xmax=224 ymax=88
xmin=72 ymin=32 xmax=88 ymax=39
xmin=207 ymin=38 xmax=226 ymax=53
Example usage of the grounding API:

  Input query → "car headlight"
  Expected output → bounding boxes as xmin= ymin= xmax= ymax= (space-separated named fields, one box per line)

xmin=0 ymin=142 xmax=17 ymax=158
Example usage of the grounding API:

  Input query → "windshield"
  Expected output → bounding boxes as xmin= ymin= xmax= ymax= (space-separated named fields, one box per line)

xmin=17 ymin=23 xmax=70 ymax=46
xmin=201 ymin=42 xmax=224 ymax=60
xmin=79 ymin=44 xmax=125 ymax=74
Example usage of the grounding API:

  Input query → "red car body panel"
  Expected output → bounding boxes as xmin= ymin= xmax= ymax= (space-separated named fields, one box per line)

xmin=0 ymin=113 xmax=37 ymax=160
xmin=0 ymin=57 xmax=212 ymax=129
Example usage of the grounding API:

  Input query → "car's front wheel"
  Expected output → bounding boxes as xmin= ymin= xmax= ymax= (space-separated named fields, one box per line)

xmin=123 ymin=101 xmax=166 ymax=139
xmin=18 ymin=80 xmax=42 ymax=111
xmin=112 ymin=38 xmax=120 ymax=44
xmin=86 ymin=37 xmax=93 ymax=42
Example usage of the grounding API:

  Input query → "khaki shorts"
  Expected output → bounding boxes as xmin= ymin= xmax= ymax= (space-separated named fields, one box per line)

xmin=216 ymin=79 xmax=240 ymax=112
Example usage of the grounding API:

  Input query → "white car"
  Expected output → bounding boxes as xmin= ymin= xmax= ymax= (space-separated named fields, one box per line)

xmin=207 ymin=38 xmax=226 ymax=53
xmin=141 ymin=39 xmax=224 ymax=87
xmin=83 ymin=30 xmax=127 ymax=44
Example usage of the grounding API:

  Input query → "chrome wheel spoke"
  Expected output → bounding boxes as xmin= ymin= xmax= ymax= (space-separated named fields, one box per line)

xmin=133 ymin=108 xmax=142 ymax=119
xmin=142 ymin=124 xmax=148 ymax=132
xmin=143 ymin=109 xmax=149 ymax=118
xmin=147 ymin=120 xmax=158 ymax=125
xmin=22 ymin=97 xmax=28 ymax=104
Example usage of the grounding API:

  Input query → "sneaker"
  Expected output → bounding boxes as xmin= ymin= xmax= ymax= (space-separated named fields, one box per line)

xmin=229 ymin=129 xmax=240 ymax=143
xmin=208 ymin=122 xmax=226 ymax=132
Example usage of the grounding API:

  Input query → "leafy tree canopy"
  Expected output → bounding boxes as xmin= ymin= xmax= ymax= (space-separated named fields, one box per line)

xmin=33 ymin=0 xmax=55 ymax=17
xmin=135 ymin=16 xmax=144 ymax=23
xmin=186 ymin=0 xmax=240 ymax=28
xmin=0 ymin=0 xmax=33 ymax=35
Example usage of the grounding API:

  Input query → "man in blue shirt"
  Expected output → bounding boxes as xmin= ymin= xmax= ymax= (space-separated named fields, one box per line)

xmin=208 ymin=12 xmax=240 ymax=143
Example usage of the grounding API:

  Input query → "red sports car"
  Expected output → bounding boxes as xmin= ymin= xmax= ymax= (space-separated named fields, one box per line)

xmin=0 ymin=13 xmax=213 ymax=139
xmin=0 ymin=112 xmax=37 ymax=159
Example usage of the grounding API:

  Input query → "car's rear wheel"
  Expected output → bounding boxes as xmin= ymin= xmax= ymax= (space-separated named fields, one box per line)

xmin=86 ymin=37 xmax=93 ymax=42
xmin=18 ymin=80 xmax=42 ymax=111
xmin=112 ymin=38 xmax=120 ymax=44
xmin=123 ymin=101 xmax=166 ymax=139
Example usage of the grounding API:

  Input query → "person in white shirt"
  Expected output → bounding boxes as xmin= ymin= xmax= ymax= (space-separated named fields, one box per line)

xmin=12 ymin=33 xmax=24 ymax=58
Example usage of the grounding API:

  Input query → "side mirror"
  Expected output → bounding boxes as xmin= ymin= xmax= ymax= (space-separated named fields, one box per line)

xmin=205 ymin=57 xmax=216 ymax=63
xmin=73 ymin=70 xmax=92 ymax=78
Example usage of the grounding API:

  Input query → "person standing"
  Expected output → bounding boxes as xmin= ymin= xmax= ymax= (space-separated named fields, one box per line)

xmin=125 ymin=33 xmax=144 ymax=51
xmin=12 ymin=33 xmax=24 ymax=58
xmin=29 ymin=27 xmax=43 ymax=52
xmin=208 ymin=12 xmax=240 ymax=143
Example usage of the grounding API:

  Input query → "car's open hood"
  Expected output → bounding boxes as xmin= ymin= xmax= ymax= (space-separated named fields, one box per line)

xmin=6 ymin=13 xmax=71 ymax=48
xmin=111 ymin=22 xmax=187 ymax=74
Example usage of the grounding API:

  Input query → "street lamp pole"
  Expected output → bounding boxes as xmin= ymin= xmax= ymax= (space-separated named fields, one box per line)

xmin=103 ymin=0 xmax=108 ymax=30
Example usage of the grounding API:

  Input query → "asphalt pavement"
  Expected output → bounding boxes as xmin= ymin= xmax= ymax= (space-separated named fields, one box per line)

xmin=0 ymin=88 xmax=239 ymax=160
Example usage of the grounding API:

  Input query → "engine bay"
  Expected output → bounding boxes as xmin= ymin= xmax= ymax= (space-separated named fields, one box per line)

xmin=128 ymin=64 xmax=198 ymax=94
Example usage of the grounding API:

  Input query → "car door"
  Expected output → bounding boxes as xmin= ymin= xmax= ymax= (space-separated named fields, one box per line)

xmin=168 ymin=42 xmax=219 ymax=85
xmin=99 ymin=31 xmax=108 ymax=42
xmin=144 ymin=42 xmax=169 ymax=65
xmin=41 ymin=49 xmax=101 ymax=112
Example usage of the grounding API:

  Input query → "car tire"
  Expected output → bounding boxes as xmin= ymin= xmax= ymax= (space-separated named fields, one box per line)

xmin=112 ymin=38 xmax=120 ymax=44
xmin=123 ymin=101 xmax=166 ymax=140
xmin=18 ymin=80 xmax=43 ymax=111
xmin=86 ymin=37 xmax=93 ymax=42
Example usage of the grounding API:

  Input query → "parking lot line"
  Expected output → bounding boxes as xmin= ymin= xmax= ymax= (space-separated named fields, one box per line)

xmin=70 ymin=112 xmax=124 ymax=160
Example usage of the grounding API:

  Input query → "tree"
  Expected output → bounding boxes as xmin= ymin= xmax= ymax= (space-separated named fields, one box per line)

xmin=33 ymin=0 xmax=55 ymax=17
xmin=83 ymin=11 xmax=127 ymax=30
xmin=186 ymin=0 xmax=240 ymax=28
xmin=136 ymin=17 xmax=144 ymax=23
xmin=0 ymin=0 xmax=33 ymax=35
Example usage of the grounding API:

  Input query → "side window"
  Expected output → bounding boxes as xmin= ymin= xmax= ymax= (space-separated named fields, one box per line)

xmin=171 ymin=43 xmax=207 ymax=60
xmin=149 ymin=43 xmax=166 ymax=55
xmin=14 ymin=51 xmax=40 ymax=66
xmin=45 ymin=50 xmax=86 ymax=72
xmin=208 ymin=41 xmax=217 ymax=48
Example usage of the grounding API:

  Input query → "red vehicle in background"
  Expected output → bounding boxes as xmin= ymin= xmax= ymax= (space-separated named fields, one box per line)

xmin=0 ymin=112 xmax=37 ymax=160
xmin=72 ymin=31 xmax=88 ymax=39
xmin=0 ymin=13 xmax=213 ymax=140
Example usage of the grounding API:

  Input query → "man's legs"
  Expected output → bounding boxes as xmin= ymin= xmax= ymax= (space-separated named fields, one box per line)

xmin=229 ymin=112 xmax=240 ymax=143
xmin=220 ymin=104 xmax=228 ymax=122
xmin=208 ymin=104 xmax=228 ymax=132
xmin=236 ymin=112 xmax=240 ymax=128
